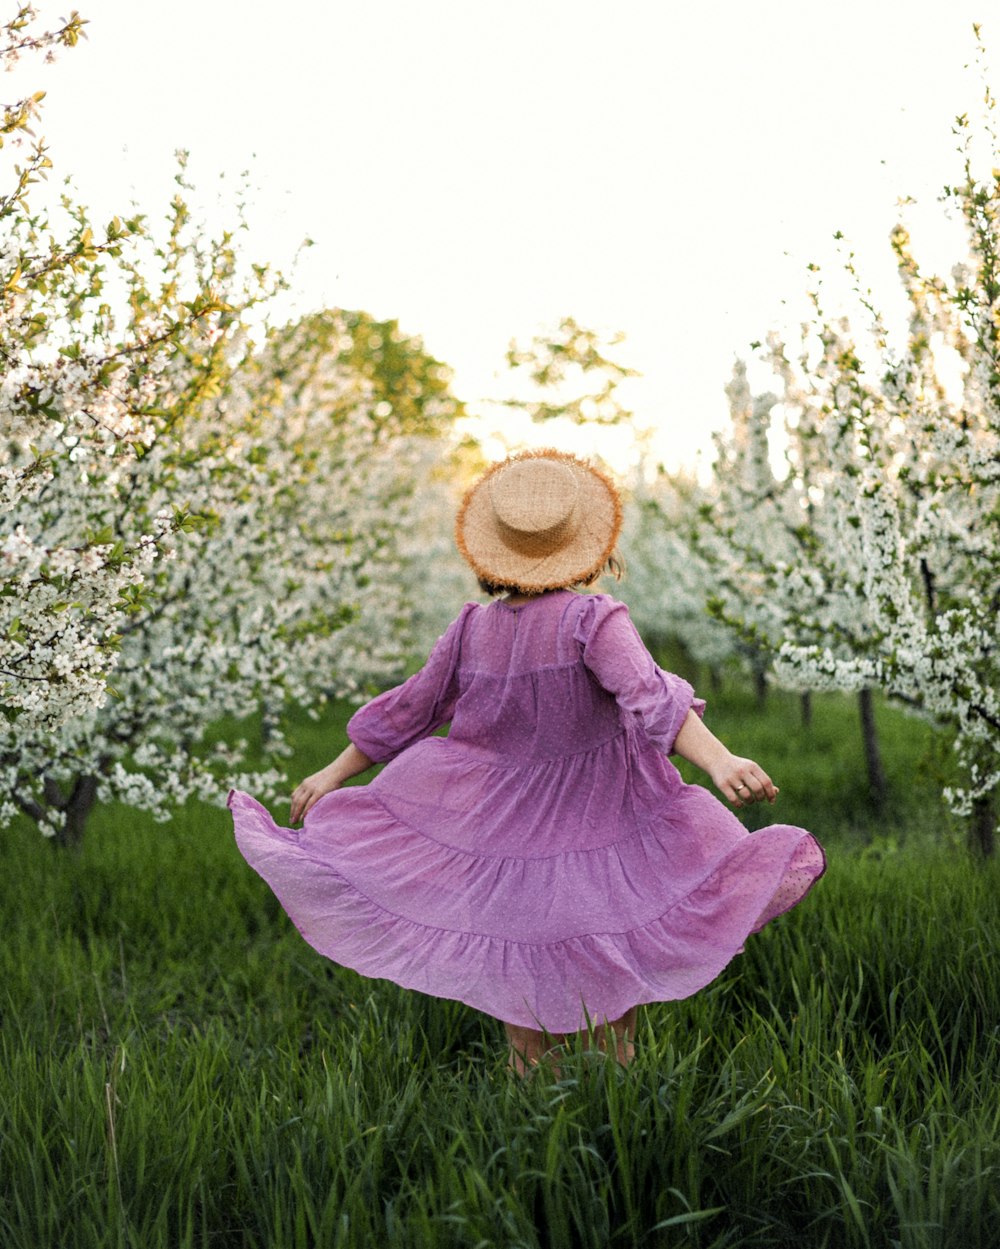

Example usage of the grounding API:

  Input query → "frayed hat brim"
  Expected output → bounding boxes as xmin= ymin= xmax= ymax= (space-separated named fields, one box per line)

xmin=455 ymin=448 xmax=622 ymax=591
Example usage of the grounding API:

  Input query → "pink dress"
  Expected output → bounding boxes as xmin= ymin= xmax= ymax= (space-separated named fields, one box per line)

xmin=229 ymin=590 xmax=825 ymax=1032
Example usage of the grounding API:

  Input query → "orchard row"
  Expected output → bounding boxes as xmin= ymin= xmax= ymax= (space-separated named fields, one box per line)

xmin=3 ymin=10 xmax=997 ymax=851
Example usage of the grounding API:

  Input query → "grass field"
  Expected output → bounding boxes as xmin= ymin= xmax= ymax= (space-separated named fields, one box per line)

xmin=2 ymin=682 xmax=998 ymax=1248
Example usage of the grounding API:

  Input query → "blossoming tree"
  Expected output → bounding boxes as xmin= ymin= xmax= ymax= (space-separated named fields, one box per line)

xmin=769 ymin=210 xmax=998 ymax=853
xmin=1 ymin=11 xmax=461 ymax=843
xmin=685 ymin=120 xmax=1000 ymax=851
xmin=616 ymin=468 xmax=738 ymax=683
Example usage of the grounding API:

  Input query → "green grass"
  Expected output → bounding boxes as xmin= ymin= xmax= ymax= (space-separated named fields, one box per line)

xmin=1 ymin=687 xmax=995 ymax=1248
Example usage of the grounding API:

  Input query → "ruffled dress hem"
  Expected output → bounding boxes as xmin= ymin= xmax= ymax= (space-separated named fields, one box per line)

xmin=229 ymin=788 xmax=826 ymax=1033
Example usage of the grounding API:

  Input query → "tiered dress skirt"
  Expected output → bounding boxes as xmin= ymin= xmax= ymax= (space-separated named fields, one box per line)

xmin=230 ymin=591 xmax=825 ymax=1031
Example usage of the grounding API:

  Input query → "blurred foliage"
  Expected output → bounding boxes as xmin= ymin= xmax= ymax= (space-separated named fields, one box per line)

xmin=504 ymin=314 xmax=639 ymax=426
xmin=271 ymin=308 xmax=467 ymax=441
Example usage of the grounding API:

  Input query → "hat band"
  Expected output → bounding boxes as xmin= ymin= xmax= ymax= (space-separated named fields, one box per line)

xmin=495 ymin=507 xmax=581 ymax=559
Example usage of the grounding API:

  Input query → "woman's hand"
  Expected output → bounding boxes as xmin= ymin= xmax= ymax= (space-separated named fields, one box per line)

xmin=708 ymin=753 xmax=779 ymax=808
xmin=289 ymin=767 xmax=341 ymax=825
xmin=288 ymin=743 xmax=377 ymax=825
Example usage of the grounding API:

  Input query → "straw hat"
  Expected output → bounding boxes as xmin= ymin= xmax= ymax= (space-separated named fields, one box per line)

xmin=455 ymin=449 xmax=622 ymax=592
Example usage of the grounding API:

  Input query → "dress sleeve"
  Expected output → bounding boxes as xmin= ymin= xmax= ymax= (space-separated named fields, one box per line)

xmin=573 ymin=594 xmax=706 ymax=754
xmin=346 ymin=603 xmax=476 ymax=763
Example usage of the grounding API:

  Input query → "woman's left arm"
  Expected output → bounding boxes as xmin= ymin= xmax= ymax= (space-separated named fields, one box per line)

xmin=672 ymin=709 xmax=779 ymax=808
xmin=290 ymin=742 xmax=376 ymax=824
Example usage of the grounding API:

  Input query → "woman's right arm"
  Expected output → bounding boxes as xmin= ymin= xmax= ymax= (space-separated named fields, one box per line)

xmin=577 ymin=597 xmax=776 ymax=809
xmin=672 ymin=709 xmax=778 ymax=808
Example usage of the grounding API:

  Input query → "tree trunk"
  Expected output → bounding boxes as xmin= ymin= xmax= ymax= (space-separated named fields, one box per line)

xmin=969 ymin=796 xmax=996 ymax=858
xmin=858 ymin=688 xmax=888 ymax=813
xmin=753 ymin=663 xmax=768 ymax=710
xmin=708 ymin=666 xmax=722 ymax=694
xmin=800 ymin=690 xmax=813 ymax=729
xmin=55 ymin=775 xmax=100 ymax=850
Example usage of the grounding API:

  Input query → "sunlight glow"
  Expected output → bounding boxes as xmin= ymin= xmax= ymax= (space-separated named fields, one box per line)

xmin=5 ymin=0 xmax=992 ymax=469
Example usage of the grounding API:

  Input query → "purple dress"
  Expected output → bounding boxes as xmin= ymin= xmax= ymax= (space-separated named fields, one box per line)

xmin=229 ymin=590 xmax=825 ymax=1032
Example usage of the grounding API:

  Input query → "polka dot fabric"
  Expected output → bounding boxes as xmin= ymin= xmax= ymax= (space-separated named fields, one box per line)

xmin=230 ymin=590 xmax=825 ymax=1032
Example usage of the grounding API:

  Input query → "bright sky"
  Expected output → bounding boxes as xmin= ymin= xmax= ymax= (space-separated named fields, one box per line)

xmin=8 ymin=0 xmax=992 ymax=471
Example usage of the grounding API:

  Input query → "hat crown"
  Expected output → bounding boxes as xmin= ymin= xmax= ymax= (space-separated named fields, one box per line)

xmin=488 ymin=458 xmax=578 ymax=535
